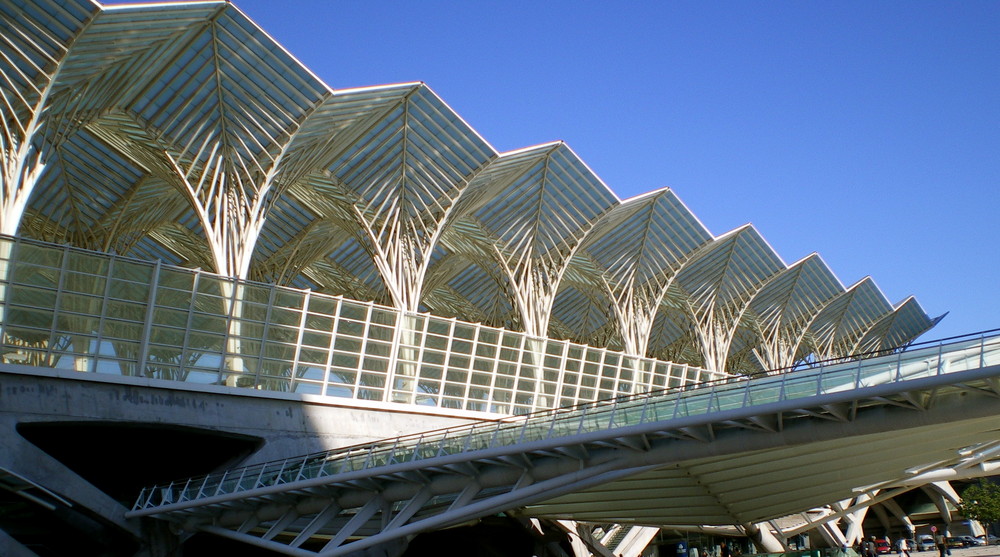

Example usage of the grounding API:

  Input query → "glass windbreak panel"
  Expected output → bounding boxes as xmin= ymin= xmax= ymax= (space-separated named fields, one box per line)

xmin=359 ymin=380 xmax=386 ymax=401
xmin=62 ymin=253 xmax=108 ymax=296
xmin=298 ymin=346 xmax=328 ymax=367
xmin=577 ymin=408 xmax=613 ymax=434
xmin=491 ymin=423 xmax=524 ymax=447
xmin=543 ymin=352 xmax=564 ymax=370
xmin=326 ymin=383 xmax=355 ymax=398
xmin=425 ymin=331 xmax=448 ymax=352
xmin=4 ymin=285 xmax=50 ymax=326
xmin=152 ymin=307 xmax=189 ymax=331
xmin=501 ymin=331 xmax=522 ymax=349
xmin=55 ymin=304 xmax=100 ymax=335
xmin=14 ymin=243 xmax=65 ymax=271
xmin=558 ymin=385 xmax=579 ymax=408
xmin=645 ymin=395 xmax=680 ymax=420
xmin=147 ymin=324 xmax=186 ymax=358
xmin=472 ymin=357 xmax=494 ymax=374
xmin=102 ymin=316 xmax=144 ymax=344
xmin=744 ymin=377 xmax=782 ymax=406
xmin=418 ymin=364 xmax=443 ymax=382
xmin=452 ymin=323 xmax=476 ymax=341
xmin=818 ymin=365 xmax=854 ymax=394
xmin=258 ymin=366 xmax=293 ymax=391
xmin=370 ymin=309 xmax=397 ymax=338
xmin=364 ymin=339 xmax=391 ymax=358
xmin=426 ymin=318 xmax=450 ymax=336
xmin=268 ymin=305 xmax=303 ymax=332
xmin=547 ymin=411 xmax=582 ymax=438
xmin=295 ymin=364 xmax=325 ymax=382
xmin=421 ymin=349 xmax=445 ymax=366
xmin=450 ymin=338 xmax=473 ymax=356
xmin=984 ymin=339 xmax=1000 ymax=367
xmin=445 ymin=367 xmax=468 ymax=385
xmin=109 ymin=260 xmax=155 ymax=303
xmin=338 ymin=318 xmax=365 ymax=338
xmin=442 ymin=380 xmax=467 ymax=397
xmin=857 ymin=360 xmax=899 ymax=386
xmin=185 ymin=331 xmax=226 ymax=355
xmin=300 ymin=330 xmax=331 ymax=351
xmin=499 ymin=346 xmax=519 ymax=363
xmin=713 ymin=384 xmax=749 ymax=412
xmin=448 ymin=355 xmax=471 ymax=373
xmin=611 ymin=402 xmax=646 ymax=428
xmin=334 ymin=335 xmax=361 ymax=353
xmin=678 ymin=391 xmax=712 ymax=417
xmin=490 ymin=389 xmax=512 ymax=414
xmin=362 ymin=355 xmax=388 ymax=372
xmin=476 ymin=327 xmax=499 ymax=348
xmin=156 ymin=266 xmax=198 ymax=295
xmin=306 ymin=294 xmax=340 ymax=318
xmin=495 ymin=364 xmax=516 ymax=385
xmin=305 ymin=310 xmax=335 ymax=334
xmin=272 ymin=287 xmax=306 ymax=311
xmin=59 ymin=275 xmax=106 ymax=320
xmin=339 ymin=301 xmax=369 ymax=322
xmin=468 ymin=386 xmax=489 ymax=402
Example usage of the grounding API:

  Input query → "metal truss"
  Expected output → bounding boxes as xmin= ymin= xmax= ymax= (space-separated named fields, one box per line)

xmin=129 ymin=335 xmax=1000 ymax=555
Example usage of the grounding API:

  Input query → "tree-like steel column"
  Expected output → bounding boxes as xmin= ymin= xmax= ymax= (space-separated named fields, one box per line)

xmin=573 ymin=189 xmax=711 ymax=392
xmin=459 ymin=144 xmax=617 ymax=407
xmin=320 ymin=85 xmax=494 ymax=401
xmin=745 ymin=255 xmax=843 ymax=372
xmin=672 ymin=226 xmax=784 ymax=373
xmin=0 ymin=1 xmax=98 ymax=235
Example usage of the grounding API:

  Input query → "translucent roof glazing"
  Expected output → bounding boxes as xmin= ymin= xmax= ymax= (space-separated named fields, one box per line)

xmin=0 ymin=0 xmax=943 ymax=373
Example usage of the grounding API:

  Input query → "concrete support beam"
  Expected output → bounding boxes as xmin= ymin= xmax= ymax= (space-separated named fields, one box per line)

xmin=0 ymin=418 xmax=140 ymax=538
xmin=744 ymin=522 xmax=785 ymax=553
xmin=0 ymin=528 xmax=40 ymax=557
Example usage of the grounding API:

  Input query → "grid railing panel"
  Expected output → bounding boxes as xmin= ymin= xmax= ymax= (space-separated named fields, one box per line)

xmin=0 ymin=236 xmax=725 ymax=413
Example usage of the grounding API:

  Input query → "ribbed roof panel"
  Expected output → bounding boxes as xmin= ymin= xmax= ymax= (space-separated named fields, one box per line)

xmin=5 ymin=0 xmax=941 ymax=372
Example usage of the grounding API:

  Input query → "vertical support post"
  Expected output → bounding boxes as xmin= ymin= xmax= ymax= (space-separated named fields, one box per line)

xmin=218 ymin=276 xmax=245 ymax=385
xmin=252 ymin=283 xmax=279 ymax=389
xmin=45 ymin=245 xmax=72 ymax=363
xmin=320 ymin=297 xmax=342 ymax=397
xmin=178 ymin=271 xmax=201 ymax=381
xmin=552 ymin=340 xmax=570 ymax=408
xmin=980 ymin=335 xmax=986 ymax=369
xmin=135 ymin=259 xmax=162 ymax=378
xmin=93 ymin=255 xmax=115 ymax=372
xmin=289 ymin=290 xmax=312 ymax=393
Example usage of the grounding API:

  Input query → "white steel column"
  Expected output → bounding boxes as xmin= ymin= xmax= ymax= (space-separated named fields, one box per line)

xmin=0 ymin=2 xmax=97 ymax=235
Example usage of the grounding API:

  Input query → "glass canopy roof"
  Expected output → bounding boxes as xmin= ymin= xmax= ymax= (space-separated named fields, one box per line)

xmin=0 ymin=0 xmax=943 ymax=373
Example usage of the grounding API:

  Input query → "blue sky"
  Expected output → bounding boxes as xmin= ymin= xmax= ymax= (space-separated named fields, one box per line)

xmin=235 ymin=0 xmax=999 ymax=342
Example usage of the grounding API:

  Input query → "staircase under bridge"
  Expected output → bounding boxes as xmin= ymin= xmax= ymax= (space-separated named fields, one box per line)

xmin=129 ymin=333 xmax=1000 ymax=556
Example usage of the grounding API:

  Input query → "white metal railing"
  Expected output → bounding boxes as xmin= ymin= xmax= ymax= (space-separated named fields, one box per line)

xmin=0 ymin=236 xmax=725 ymax=415
xmin=130 ymin=330 xmax=1000 ymax=512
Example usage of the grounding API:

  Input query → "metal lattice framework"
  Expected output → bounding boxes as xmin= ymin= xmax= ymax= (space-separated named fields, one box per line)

xmin=0 ymin=0 xmax=942 ymax=375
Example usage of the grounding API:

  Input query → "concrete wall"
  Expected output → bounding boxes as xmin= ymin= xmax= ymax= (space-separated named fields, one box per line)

xmin=0 ymin=364 xmax=496 ymax=555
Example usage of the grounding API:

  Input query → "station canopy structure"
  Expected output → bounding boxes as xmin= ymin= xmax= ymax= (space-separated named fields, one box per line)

xmin=0 ymin=0 xmax=943 ymax=377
